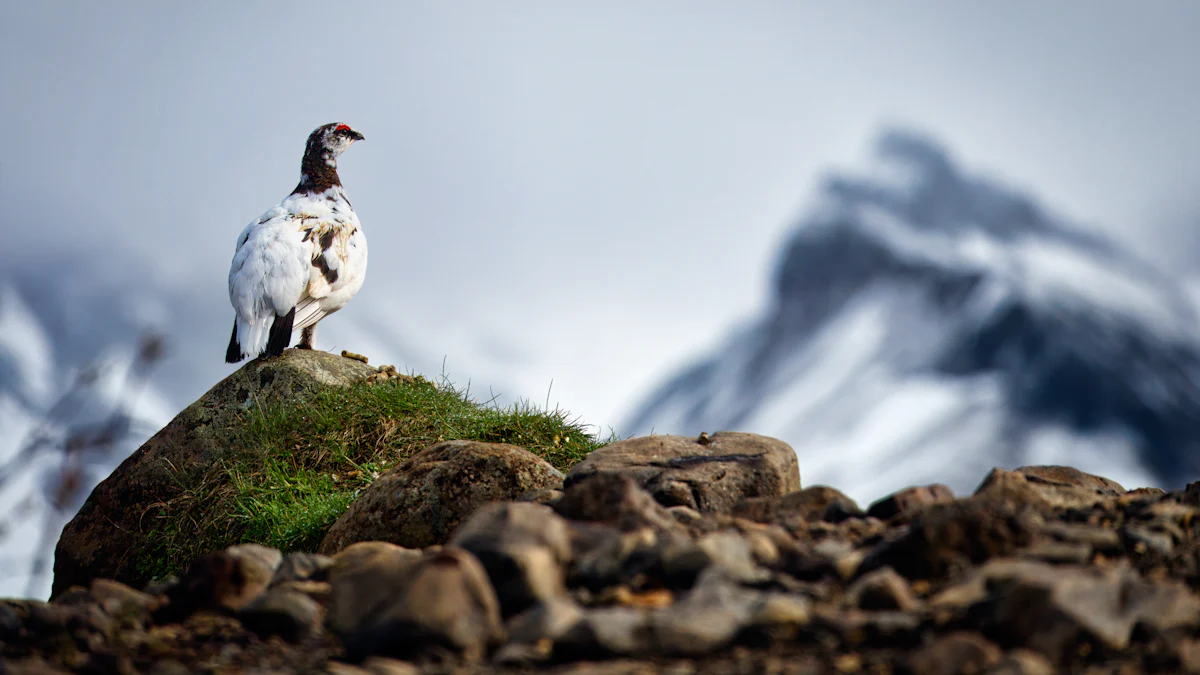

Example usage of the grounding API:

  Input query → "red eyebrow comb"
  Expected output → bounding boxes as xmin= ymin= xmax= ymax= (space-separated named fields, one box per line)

xmin=336 ymin=124 xmax=351 ymax=132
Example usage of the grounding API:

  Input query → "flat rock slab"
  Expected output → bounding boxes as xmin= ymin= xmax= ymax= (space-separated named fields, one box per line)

xmin=564 ymin=432 xmax=800 ymax=515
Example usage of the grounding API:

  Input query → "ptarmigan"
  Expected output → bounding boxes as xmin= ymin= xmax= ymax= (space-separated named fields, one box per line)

xmin=226 ymin=122 xmax=368 ymax=363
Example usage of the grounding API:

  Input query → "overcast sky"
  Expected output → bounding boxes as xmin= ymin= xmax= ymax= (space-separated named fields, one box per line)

xmin=3 ymin=1 xmax=1200 ymax=432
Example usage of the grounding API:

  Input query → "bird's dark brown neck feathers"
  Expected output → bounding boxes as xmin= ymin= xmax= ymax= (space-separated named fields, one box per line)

xmin=293 ymin=148 xmax=341 ymax=195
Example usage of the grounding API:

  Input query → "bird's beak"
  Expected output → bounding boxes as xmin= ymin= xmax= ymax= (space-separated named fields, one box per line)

xmin=348 ymin=130 xmax=365 ymax=141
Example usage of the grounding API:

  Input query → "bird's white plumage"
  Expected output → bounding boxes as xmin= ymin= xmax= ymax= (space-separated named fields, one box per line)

xmin=228 ymin=185 xmax=367 ymax=359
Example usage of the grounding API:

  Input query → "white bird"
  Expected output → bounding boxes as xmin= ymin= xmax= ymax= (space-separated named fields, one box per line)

xmin=226 ymin=122 xmax=368 ymax=363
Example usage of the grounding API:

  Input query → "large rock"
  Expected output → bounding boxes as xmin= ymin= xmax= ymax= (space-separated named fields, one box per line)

xmin=734 ymin=485 xmax=863 ymax=523
xmin=982 ymin=559 xmax=1200 ymax=661
xmin=564 ymin=432 xmax=800 ymax=515
xmin=450 ymin=502 xmax=573 ymax=618
xmin=319 ymin=441 xmax=564 ymax=554
xmin=328 ymin=545 xmax=504 ymax=662
xmin=53 ymin=350 xmax=376 ymax=596
xmin=974 ymin=466 xmax=1124 ymax=510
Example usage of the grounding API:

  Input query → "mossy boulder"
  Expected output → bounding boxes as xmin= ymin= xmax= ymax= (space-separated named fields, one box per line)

xmin=52 ymin=349 xmax=608 ymax=597
xmin=52 ymin=350 xmax=376 ymax=596
xmin=318 ymin=440 xmax=564 ymax=554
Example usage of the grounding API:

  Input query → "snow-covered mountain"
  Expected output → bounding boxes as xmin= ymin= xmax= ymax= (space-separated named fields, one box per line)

xmin=625 ymin=130 xmax=1200 ymax=505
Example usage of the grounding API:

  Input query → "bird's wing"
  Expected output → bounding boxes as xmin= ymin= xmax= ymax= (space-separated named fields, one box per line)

xmin=292 ymin=294 xmax=328 ymax=332
xmin=228 ymin=210 xmax=312 ymax=354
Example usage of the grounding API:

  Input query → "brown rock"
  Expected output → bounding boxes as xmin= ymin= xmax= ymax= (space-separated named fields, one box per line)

xmin=564 ymin=432 xmax=801 ymax=514
xmin=906 ymin=632 xmax=1002 ymax=675
xmin=867 ymin=484 xmax=955 ymax=521
xmin=735 ymin=486 xmax=863 ymax=523
xmin=326 ymin=542 xmax=423 ymax=637
xmin=270 ymin=552 xmax=333 ymax=586
xmin=984 ymin=649 xmax=1055 ymax=675
xmin=974 ymin=466 xmax=1123 ymax=511
xmin=516 ymin=487 xmax=564 ymax=506
xmin=984 ymin=559 xmax=1200 ymax=660
xmin=237 ymin=587 xmax=322 ymax=643
xmin=331 ymin=546 xmax=504 ymax=662
xmin=555 ymin=473 xmax=681 ymax=533
xmin=1039 ymin=522 xmax=1122 ymax=552
xmin=450 ymin=502 xmax=572 ymax=617
xmin=846 ymin=567 xmax=919 ymax=611
xmin=53 ymin=349 xmax=376 ymax=595
xmin=158 ymin=543 xmax=280 ymax=620
xmin=1014 ymin=465 xmax=1125 ymax=493
xmin=89 ymin=579 xmax=157 ymax=618
xmin=319 ymin=440 xmax=564 ymax=554
xmin=861 ymin=499 xmax=1038 ymax=579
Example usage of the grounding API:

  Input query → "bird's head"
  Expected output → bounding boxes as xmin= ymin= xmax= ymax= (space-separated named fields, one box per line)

xmin=306 ymin=122 xmax=365 ymax=160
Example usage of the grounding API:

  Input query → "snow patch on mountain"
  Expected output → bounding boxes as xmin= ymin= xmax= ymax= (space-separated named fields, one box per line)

xmin=624 ymin=130 xmax=1198 ymax=505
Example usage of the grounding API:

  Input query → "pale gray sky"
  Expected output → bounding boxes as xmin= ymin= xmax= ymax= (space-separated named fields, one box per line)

xmin=2 ymin=1 xmax=1199 ymax=431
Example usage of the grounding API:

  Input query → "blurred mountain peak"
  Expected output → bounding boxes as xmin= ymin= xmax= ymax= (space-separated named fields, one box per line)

xmin=628 ymin=129 xmax=1200 ymax=503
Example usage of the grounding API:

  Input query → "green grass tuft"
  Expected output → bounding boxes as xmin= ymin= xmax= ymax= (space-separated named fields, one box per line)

xmin=137 ymin=373 xmax=613 ymax=579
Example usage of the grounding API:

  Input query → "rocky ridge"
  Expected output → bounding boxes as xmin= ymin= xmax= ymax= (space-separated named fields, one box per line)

xmin=14 ymin=350 xmax=1200 ymax=673
xmin=9 ymin=440 xmax=1200 ymax=672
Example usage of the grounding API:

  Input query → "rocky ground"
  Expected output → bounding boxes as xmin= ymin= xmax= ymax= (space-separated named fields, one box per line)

xmin=8 ymin=433 xmax=1200 ymax=673
xmin=8 ymin=352 xmax=1200 ymax=674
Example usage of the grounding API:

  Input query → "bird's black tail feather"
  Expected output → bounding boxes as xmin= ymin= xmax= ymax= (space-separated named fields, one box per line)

xmin=225 ymin=321 xmax=243 ymax=363
xmin=264 ymin=307 xmax=296 ymax=358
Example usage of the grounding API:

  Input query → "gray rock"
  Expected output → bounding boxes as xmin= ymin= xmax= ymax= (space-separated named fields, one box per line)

xmin=572 ymin=526 xmax=661 ymax=591
xmin=450 ymin=502 xmax=572 ymax=617
xmin=505 ymin=595 xmax=587 ymax=645
xmin=237 ymin=588 xmax=321 ymax=643
xmin=319 ymin=440 xmax=564 ymax=554
xmin=558 ymin=606 xmax=653 ymax=657
xmin=650 ymin=570 xmax=762 ymax=655
xmin=270 ymin=552 xmax=333 ymax=586
xmin=564 ymin=432 xmax=801 ymax=515
xmin=495 ymin=596 xmax=586 ymax=664
xmin=695 ymin=531 xmax=766 ymax=583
